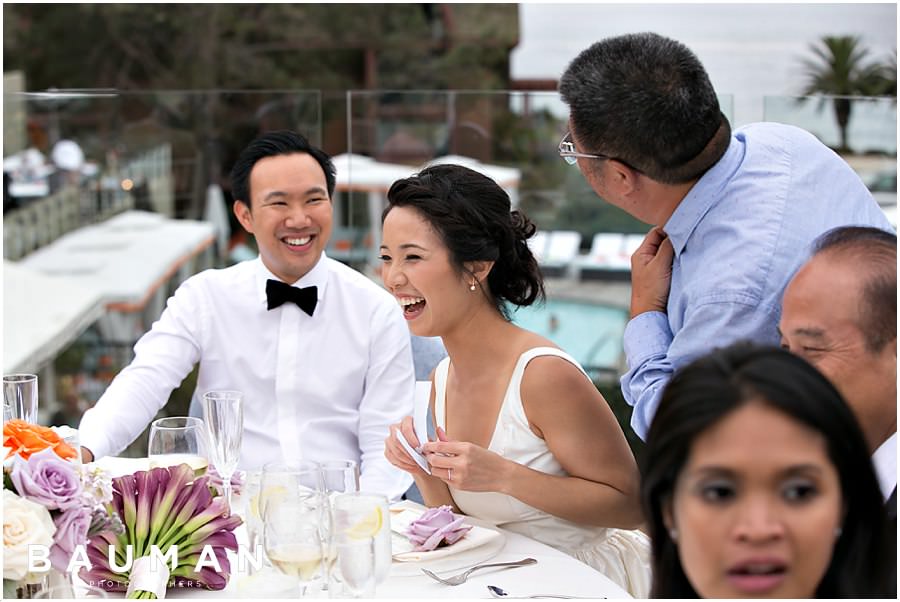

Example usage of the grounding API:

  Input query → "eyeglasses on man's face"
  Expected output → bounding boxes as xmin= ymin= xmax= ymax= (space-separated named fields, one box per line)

xmin=558 ymin=131 xmax=610 ymax=165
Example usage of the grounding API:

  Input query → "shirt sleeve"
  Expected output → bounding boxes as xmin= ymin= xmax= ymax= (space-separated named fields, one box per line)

xmin=357 ymin=301 xmax=415 ymax=502
xmin=620 ymin=294 xmax=780 ymax=440
xmin=78 ymin=279 xmax=205 ymax=460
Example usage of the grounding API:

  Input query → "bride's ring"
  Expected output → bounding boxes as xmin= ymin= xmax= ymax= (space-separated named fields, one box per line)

xmin=448 ymin=468 xmax=453 ymax=482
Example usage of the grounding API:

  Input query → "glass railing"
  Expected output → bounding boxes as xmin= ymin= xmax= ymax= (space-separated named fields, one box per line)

xmin=4 ymin=87 xmax=743 ymax=267
xmin=340 ymin=90 xmax=734 ymax=270
xmin=763 ymin=94 xmax=897 ymax=212
xmin=3 ymin=89 xmax=322 ymax=230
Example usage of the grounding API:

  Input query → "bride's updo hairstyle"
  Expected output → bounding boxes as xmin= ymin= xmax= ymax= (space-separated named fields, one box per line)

xmin=385 ymin=164 xmax=545 ymax=319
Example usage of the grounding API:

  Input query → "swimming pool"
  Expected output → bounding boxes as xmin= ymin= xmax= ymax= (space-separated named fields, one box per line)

xmin=509 ymin=298 xmax=627 ymax=371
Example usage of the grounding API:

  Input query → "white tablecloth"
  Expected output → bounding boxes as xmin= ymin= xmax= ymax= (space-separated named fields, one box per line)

xmin=21 ymin=210 xmax=215 ymax=309
xmin=164 ymin=521 xmax=627 ymax=600
xmin=3 ymin=260 xmax=106 ymax=373
xmin=19 ymin=210 xmax=216 ymax=345
xmin=87 ymin=458 xmax=630 ymax=599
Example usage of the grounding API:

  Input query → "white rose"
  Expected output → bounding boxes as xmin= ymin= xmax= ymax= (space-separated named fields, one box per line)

xmin=3 ymin=489 xmax=57 ymax=581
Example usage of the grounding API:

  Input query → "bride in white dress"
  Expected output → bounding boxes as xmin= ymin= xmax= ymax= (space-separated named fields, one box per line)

xmin=381 ymin=164 xmax=651 ymax=598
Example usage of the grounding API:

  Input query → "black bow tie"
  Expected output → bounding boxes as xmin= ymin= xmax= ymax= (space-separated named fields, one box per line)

xmin=266 ymin=280 xmax=318 ymax=316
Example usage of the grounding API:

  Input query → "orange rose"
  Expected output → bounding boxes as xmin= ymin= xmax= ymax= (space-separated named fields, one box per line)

xmin=3 ymin=419 xmax=77 ymax=461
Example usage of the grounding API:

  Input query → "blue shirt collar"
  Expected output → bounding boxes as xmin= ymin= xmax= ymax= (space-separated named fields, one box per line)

xmin=663 ymin=135 xmax=745 ymax=256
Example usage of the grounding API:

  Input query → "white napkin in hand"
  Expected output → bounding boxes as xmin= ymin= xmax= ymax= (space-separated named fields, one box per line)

xmin=397 ymin=381 xmax=433 ymax=474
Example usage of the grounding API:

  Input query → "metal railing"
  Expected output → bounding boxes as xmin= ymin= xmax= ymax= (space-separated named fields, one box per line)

xmin=3 ymin=144 xmax=173 ymax=260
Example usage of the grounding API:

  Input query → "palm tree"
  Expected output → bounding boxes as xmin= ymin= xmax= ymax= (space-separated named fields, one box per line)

xmin=801 ymin=35 xmax=879 ymax=152
xmin=867 ymin=49 xmax=897 ymax=98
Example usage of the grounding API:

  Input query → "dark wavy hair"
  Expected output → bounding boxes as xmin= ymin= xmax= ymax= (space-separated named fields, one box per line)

xmin=384 ymin=163 xmax=545 ymax=319
xmin=559 ymin=32 xmax=730 ymax=184
xmin=229 ymin=130 xmax=336 ymax=206
xmin=641 ymin=343 xmax=891 ymax=598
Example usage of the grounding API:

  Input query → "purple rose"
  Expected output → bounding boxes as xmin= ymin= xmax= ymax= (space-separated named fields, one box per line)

xmin=405 ymin=505 xmax=472 ymax=551
xmin=49 ymin=506 xmax=91 ymax=571
xmin=10 ymin=447 xmax=82 ymax=510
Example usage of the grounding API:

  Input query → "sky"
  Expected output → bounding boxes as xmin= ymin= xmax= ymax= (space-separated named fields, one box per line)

xmin=511 ymin=2 xmax=898 ymax=125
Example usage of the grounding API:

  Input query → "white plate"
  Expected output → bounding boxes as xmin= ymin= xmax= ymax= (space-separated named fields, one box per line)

xmin=388 ymin=502 xmax=506 ymax=577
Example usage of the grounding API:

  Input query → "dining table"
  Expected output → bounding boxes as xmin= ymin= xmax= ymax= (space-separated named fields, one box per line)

xmin=86 ymin=457 xmax=631 ymax=600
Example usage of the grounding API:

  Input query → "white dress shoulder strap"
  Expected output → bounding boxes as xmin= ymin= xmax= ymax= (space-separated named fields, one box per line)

xmin=433 ymin=356 xmax=452 ymax=429
xmin=504 ymin=347 xmax=590 ymax=427
xmin=513 ymin=346 xmax=588 ymax=381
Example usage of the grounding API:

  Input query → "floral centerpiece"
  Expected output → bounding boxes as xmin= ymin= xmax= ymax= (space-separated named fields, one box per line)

xmin=79 ymin=463 xmax=243 ymax=599
xmin=3 ymin=419 xmax=120 ymax=598
xmin=4 ymin=419 xmax=243 ymax=599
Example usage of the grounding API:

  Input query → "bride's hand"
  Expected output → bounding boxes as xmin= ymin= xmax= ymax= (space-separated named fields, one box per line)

xmin=384 ymin=416 xmax=430 ymax=477
xmin=421 ymin=427 xmax=512 ymax=492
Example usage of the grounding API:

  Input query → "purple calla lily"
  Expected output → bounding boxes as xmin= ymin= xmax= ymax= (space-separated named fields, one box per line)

xmin=80 ymin=464 xmax=242 ymax=598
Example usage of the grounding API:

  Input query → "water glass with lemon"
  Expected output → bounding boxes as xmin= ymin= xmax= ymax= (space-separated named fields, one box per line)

xmin=331 ymin=492 xmax=391 ymax=591
xmin=333 ymin=533 xmax=376 ymax=598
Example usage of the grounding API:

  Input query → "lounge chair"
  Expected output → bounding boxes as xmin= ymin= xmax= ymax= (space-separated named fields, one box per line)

xmin=527 ymin=230 xmax=549 ymax=264
xmin=577 ymin=232 xmax=632 ymax=281
xmin=540 ymin=230 xmax=581 ymax=278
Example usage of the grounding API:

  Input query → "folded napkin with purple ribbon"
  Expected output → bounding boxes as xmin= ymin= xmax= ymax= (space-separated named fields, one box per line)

xmin=390 ymin=505 xmax=502 ymax=562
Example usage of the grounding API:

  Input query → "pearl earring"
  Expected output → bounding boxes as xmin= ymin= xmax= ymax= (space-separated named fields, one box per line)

xmin=469 ymin=281 xmax=476 ymax=291
xmin=669 ymin=528 xmax=678 ymax=542
xmin=835 ymin=526 xmax=842 ymax=538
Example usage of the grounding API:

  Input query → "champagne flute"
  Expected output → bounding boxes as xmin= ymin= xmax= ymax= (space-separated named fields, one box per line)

xmin=201 ymin=390 xmax=243 ymax=508
xmin=318 ymin=460 xmax=360 ymax=591
xmin=241 ymin=470 xmax=265 ymax=573
xmin=147 ymin=417 xmax=208 ymax=476
xmin=4 ymin=373 xmax=38 ymax=423
xmin=263 ymin=487 xmax=326 ymax=597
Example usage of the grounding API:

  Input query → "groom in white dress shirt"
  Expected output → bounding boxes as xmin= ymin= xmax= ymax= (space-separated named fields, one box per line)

xmin=79 ymin=130 xmax=415 ymax=500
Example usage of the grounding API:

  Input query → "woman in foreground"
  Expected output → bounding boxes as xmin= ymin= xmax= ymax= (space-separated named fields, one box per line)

xmin=641 ymin=343 xmax=890 ymax=598
xmin=381 ymin=164 xmax=650 ymax=597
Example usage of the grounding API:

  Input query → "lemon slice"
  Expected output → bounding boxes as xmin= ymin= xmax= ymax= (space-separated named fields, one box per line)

xmin=344 ymin=507 xmax=383 ymax=539
xmin=253 ymin=485 xmax=288 ymax=519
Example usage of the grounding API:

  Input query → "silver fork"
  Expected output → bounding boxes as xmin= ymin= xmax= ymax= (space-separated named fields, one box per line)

xmin=421 ymin=557 xmax=537 ymax=586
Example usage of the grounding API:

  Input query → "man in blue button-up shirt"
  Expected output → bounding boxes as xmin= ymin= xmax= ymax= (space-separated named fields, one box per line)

xmin=558 ymin=32 xmax=893 ymax=440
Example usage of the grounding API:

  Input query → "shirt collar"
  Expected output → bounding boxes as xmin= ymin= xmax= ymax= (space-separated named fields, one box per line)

xmin=253 ymin=253 xmax=330 ymax=306
xmin=872 ymin=431 xmax=897 ymax=501
xmin=663 ymin=134 xmax=743 ymax=256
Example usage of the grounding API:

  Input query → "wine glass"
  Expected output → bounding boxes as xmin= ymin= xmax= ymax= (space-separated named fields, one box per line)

xmin=201 ymin=390 xmax=243 ymax=508
xmin=147 ymin=417 xmax=208 ymax=476
xmin=319 ymin=460 xmax=360 ymax=497
xmin=259 ymin=460 xmax=323 ymax=520
xmin=4 ymin=373 xmax=38 ymax=423
xmin=263 ymin=485 xmax=326 ymax=597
